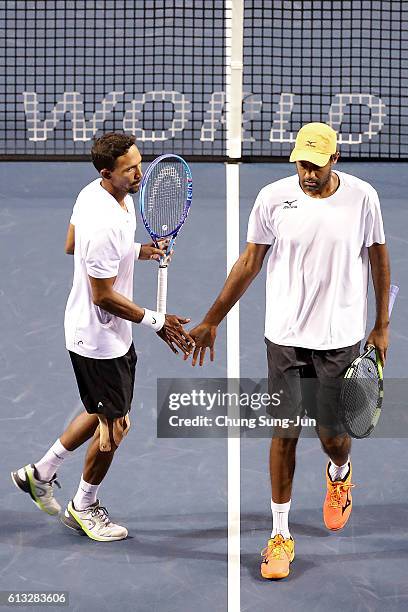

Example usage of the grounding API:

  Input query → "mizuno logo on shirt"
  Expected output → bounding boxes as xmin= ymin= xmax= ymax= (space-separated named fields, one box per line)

xmin=152 ymin=317 xmax=156 ymax=324
xmin=283 ymin=200 xmax=298 ymax=209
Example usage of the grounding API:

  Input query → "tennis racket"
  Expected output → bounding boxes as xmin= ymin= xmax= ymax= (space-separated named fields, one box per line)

xmin=139 ymin=154 xmax=192 ymax=313
xmin=339 ymin=284 xmax=399 ymax=438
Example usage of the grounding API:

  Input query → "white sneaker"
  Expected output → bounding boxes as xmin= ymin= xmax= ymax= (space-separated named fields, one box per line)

xmin=65 ymin=500 xmax=128 ymax=542
xmin=60 ymin=509 xmax=86 ymax=536
xmin=11 ymin=464 xmax=61 ymax=516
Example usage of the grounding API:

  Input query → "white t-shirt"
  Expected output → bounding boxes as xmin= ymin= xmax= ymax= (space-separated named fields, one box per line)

xmin=247 ymin=171 xmax=385 ymax=350
xmin=64 ymin=178 xmax=136 ymax=359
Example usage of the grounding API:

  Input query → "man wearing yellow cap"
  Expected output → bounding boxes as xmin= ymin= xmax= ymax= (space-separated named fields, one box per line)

xmin=186 ymin=122 xmax=390 ymax=579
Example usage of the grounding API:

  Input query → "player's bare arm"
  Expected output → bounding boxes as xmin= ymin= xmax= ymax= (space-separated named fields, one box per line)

xmin=88 ymin=275 xmax=194 ymax=355
xmin=65 ymin=223 xmax=75 ymax=254
xmin=366 ymin=242 xmax=391 ymax=365
xmin=186 ymin=242 xmax=270 ymax=366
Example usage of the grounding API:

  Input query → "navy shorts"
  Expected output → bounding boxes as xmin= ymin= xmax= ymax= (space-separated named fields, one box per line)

xmin=265 ymin=338 xmax=361 ymax=436
xmin=69 ymin=343 xmax=137 ymax=419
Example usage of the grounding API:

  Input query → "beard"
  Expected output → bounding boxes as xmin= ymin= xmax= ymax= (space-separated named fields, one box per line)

xmin=128 ymin=184 xmax=140 ymax=194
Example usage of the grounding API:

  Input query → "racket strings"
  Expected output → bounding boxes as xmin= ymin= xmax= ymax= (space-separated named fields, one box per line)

xmin=356 ymin=357 xmax=379 ymax=380
xmin=341 ymin=357 xmax=381 ymax=436
xmin=144 ymin=160 xmax=188 ymax=237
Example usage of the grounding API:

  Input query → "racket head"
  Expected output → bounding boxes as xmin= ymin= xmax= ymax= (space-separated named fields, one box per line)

xmin=340 ymin=345 xmax=384 ymax=438
xmin=139 ymin=154 xmax=192 ymax=247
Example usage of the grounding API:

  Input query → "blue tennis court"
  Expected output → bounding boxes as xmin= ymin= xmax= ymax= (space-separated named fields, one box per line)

xmin=0 ymin=161 xmax=407 ymax=610
xmin=0 ymin=161 xmax=228 ymax=612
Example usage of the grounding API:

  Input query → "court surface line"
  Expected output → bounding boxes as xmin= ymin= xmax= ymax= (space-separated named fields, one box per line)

xmin=226 ymin=162 xmax=241 ymax=612
xmin=226 ymin=2 xmax=243 ymax=609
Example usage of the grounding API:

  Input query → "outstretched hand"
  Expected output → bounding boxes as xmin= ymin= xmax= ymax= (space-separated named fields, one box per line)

xmin=157 ymin=315 xmax=195 ymax=356
xmin=183 ymin=322 xmax=217 ymax=366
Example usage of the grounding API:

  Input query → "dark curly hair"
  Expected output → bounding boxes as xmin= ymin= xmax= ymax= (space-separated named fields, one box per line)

xmin=91 ymin=132 xmax=136 ymax=172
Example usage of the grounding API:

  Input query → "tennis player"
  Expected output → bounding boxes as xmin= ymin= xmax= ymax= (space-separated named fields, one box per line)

xmin=11 ymin=132 xmax=194 ymax=542
xmin=186 ymin=123 xmax=390 ymax=578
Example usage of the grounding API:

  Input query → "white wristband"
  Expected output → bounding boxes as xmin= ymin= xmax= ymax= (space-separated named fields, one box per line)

xmin=140 ymin=308 xmax=165 ymax=332
xmin=134 ymin=242 xmax=142 ymax=260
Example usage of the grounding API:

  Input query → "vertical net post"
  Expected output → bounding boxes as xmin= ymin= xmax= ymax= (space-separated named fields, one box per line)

xmin=225 ymin=1 xmax=243 ymax=611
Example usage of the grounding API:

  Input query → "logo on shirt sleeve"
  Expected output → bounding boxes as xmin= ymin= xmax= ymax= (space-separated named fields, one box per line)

xmin=283 ymin=200 xmax=298 ymax=209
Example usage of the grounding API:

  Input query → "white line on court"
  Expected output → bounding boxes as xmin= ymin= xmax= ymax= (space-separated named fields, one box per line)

xmin=226 ymin=2 xmax=243 ymax=610
xmin=226 ymin=163 xmax=241 ymax=612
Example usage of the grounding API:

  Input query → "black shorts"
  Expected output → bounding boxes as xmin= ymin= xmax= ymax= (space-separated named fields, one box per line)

xmin=69 ymin=343 xmax=137 ymax=419
xmin=265 ymin=338 xmax=361 ymax=436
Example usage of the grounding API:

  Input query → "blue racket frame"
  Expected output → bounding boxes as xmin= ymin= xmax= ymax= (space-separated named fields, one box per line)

xmin=139 ymin=154 xmax=193 ymax=257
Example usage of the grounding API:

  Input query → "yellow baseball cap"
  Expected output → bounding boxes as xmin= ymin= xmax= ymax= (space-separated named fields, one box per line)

xmin=289 ymin=122 xmax=337 ymax=167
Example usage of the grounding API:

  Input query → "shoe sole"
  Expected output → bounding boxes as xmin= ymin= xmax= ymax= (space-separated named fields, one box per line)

xmin=261 ymin=570 xmax=290 ymax=579
xmin=324 ymin=520 xmax=350 ymax=531
xmin=10 ymin=468 xmax=60 ymax=516
xmin=60 ymin=512 xmax=86 ymax=536
xmin=67 ymin=504 xmax=128 ymax=542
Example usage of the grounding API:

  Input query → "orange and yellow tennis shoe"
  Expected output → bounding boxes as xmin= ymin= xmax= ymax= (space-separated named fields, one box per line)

xmin=323 ymin=461 xmax=355 ymax=530
xmin=260 ymin=534 xmax=295 ymax=579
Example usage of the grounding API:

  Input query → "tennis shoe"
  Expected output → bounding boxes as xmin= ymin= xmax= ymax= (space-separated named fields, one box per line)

xmin=260 ymin=534 xmax=295 ymax=579
xmin=60 ymin=509 xmax=86 ymax=535
xmin=323 ymin=461 xmax=355 ymax=530
xmin=11 ymin=464 xmax=61 ymax=516
xmin=64 ymin=500 xmax=128 ymax=542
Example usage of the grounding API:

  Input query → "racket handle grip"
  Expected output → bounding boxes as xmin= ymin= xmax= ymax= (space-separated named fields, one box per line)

xmin=157 ymin=266 xmax=168 ymax=314
xmin=388 ymin=284 xmax=399 ymax=316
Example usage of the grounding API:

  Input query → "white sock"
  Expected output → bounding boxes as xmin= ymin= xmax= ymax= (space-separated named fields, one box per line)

xmin=73 ymin=476 xmax=100 ymax=511
xmin=271 ymin=499 xmax=291 ymax=539
xmin=34 ymin=439 xmax=72 ymax=482
xmin=329 ymin=458 xmax=350 ymax=481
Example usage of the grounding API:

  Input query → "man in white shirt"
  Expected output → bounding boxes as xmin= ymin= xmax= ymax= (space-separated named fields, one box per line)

xmin=186 ymin=123 xmax=390 ymax=578
xmin=12 ymin=132 xmax=194 ymax=542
